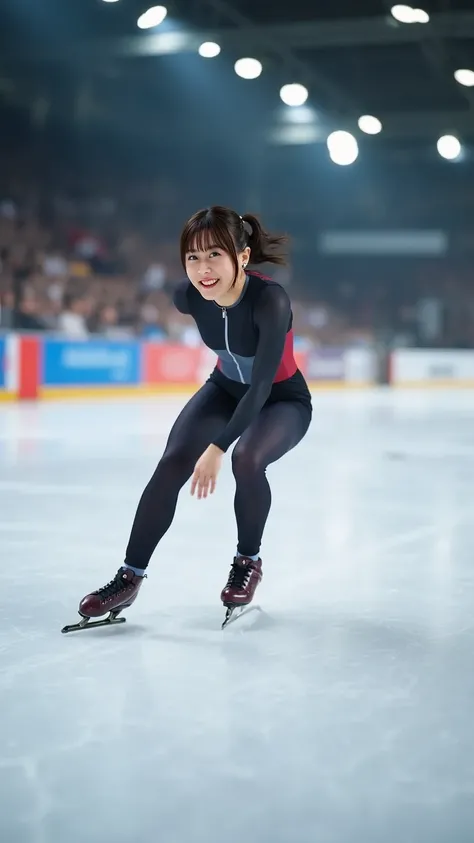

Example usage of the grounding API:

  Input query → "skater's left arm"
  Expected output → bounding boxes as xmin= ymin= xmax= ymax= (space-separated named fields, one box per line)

xmin=212 ymin=285 xmax=291 ymax=453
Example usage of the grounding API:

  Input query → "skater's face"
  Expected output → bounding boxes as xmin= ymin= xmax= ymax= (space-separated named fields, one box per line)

xmin=185 ymin=241 xmax=250 ymax=301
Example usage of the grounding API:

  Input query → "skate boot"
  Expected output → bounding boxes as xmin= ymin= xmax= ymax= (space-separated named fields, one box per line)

xmin=61 ymin=567 xmax=145 ymax=634
xmin=221 ymin=556 xmax=263 ymax=628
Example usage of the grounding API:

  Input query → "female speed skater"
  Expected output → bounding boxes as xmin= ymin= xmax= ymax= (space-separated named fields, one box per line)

xmin=62 ymin=205 xmax=313 ymax=633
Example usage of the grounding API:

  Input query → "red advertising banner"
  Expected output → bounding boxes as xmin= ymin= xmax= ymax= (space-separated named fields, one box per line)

xmin=144 ymin=344 xmax=204 ymax=384
xmin=294 ymin=350 xmax=308 ymax=377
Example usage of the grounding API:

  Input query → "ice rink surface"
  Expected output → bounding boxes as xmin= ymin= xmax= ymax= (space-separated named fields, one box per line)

xmin=1 ymin=387 xmax=474 ymax=843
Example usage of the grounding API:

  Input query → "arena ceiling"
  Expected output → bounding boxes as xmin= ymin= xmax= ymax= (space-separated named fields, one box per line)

xmin=1 ymin=0 xmax=474 ymax=142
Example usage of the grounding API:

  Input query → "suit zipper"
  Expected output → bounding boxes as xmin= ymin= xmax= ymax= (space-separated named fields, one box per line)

xmin=222 ymin=308 xmax=245 ymax=384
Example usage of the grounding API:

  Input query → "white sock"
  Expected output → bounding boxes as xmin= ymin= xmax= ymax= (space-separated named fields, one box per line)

xmin=123 ymin=563 xmax=146 ymax=577
xmin=237 ymin=552 xmax=259 ymax=563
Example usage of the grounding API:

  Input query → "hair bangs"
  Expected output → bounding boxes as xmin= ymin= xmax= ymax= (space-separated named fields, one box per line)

xmin=188 ymin=225 xmax=221 ymax=255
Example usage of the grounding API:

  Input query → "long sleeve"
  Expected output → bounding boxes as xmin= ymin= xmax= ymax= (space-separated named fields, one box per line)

xmin=172 ymin=280 xmax=191 ymax=314
xmin=212 ymin=285 xmax=291 ymax=453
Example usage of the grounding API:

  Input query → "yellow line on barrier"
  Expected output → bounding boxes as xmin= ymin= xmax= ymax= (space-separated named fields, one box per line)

xmin=39 ymin=384 xmax=198 ymax=400
xmin=0 ymin=392 xmax=16 ymax=402
xmin=307 ymin=381 xmax=373 ymax=390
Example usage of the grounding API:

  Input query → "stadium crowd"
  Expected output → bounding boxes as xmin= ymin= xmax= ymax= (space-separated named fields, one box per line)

xmin=0 ymin=161 xmax=473 ymax=351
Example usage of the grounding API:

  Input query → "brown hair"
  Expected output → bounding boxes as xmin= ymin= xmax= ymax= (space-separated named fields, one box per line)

xmin=180 ymin=205 xmax=288 ymax=284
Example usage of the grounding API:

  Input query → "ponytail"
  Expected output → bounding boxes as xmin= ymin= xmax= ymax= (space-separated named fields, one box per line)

xmin=241 ymin=213 xmax=288 ymax=266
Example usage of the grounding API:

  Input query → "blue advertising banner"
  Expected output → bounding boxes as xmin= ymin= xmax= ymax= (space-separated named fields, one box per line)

xmin=0 ymin=337 xmax=6 ymax=388
xmin=43 ymin=339 xmax=141 ymax=386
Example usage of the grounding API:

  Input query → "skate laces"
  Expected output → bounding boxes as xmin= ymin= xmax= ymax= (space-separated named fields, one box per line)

xmin=226 ymin=559 xmax=254 ymax=590
xmin=95 ymin=569 xmax=131 ymax=599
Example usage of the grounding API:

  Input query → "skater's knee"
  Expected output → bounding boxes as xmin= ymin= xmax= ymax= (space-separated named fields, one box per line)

xmin=151 ymin=447 xmax=196 ymax=485
xmin=231 ymin=443 xmax=264 ymax=479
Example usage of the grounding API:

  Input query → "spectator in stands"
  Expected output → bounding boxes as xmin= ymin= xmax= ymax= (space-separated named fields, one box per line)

xmin=57 ymin=293 xmax=91 ymax=337
xmin=0 ymin=290 xmax=14 ymax=328
xmin=95 ymin=304 xmax=132 ymax=339
xmin=141 ymin=258 xmax=167 ymax=293
xmin=41 ymin=249 xmax=68 ymax=279
xmin=14 ymin=294 xmax=47 ymax=331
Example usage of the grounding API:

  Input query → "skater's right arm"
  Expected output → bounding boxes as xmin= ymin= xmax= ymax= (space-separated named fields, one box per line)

xmin=172 ymin=280 xmax=191 ymax=315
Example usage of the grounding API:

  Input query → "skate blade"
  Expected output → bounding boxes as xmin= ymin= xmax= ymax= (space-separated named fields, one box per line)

xmin=222 ymin=605 xmax=259 ymax=629
xmin=61 ymin=613 xmax=126 ymax=634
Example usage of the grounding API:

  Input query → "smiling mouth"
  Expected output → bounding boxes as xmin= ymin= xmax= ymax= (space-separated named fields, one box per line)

xmin=200 ymin=278 xmax=219 ymax=288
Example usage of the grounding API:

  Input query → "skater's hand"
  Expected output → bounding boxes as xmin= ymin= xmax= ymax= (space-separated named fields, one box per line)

xmin=191 ymin=445 xmax=224 ymax=499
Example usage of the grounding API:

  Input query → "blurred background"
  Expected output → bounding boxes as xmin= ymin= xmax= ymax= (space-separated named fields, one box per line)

xmin=0 ymin=0 xmax=474 ymax=361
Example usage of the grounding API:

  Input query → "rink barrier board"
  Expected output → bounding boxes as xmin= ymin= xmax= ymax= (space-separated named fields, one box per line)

xmin=0 ymin=336 xmax=5 ymax=390
xmin=389 ymin=349 xmax=474 ymax=387
xmin=42 ymin=337 xmax=142 ymax=388
xmin=5 ymin=338 xmax=474 ymax=398
xmin=0 ymin=334 xmax=19 ymax=400
xmin=0 ymin=334 xmax=380 ymax=401
xmin=19 ymin=335 xmax=41 ymax=399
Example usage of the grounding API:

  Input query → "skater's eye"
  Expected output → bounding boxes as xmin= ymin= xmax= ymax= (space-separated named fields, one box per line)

xmin=186 ymin=250 xmax=221 ymax=261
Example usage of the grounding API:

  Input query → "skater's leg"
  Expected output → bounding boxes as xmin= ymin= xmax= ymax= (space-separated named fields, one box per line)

xmin=63 ymin=382 xmax=236 ymax=630
xmin=220 ymin=401 xmax=310 ymax=625
xmin=124 ymin=382 xmax=235 ymax=570
xmin=231 ymin=401 xmax=311 ymax=557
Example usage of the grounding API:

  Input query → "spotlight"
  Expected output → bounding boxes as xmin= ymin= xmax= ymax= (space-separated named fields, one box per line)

xmin=437 ymin=135 xmax=462 ymax=160
xmin=198 ymin=42 xmax=221 ymax=58
xmin=234 ymin=58 xmax=263 ymax=79
xmin=280 ymin=84 xmax=309 ymax=107
xmin=137 ymin=6 xmax=167 ymax=29
xmin=358 ymin=115 xmax=382 ymax=135
xmin=327 ymin=131 xmax=359 ymax=166
xmin=454 ymin=69 xmax=474 ymax=88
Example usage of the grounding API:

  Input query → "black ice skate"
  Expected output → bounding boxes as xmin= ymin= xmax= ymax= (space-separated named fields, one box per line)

xmin=61 ymin=567 xmax=145 ymax=634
